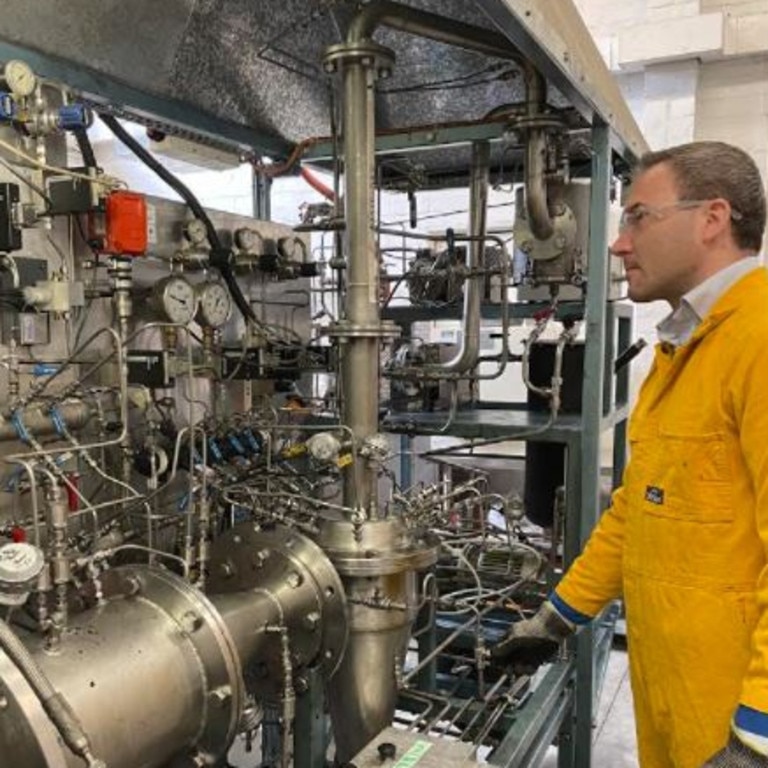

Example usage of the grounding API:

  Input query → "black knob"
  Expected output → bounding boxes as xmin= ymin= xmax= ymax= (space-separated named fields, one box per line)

xmin=377 ymin=743 xmax=397 ymax=762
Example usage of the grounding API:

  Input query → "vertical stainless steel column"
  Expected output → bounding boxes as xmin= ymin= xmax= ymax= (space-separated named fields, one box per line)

xmin=323 ymin=41 xmax=398 ymax=516
xmin=341 ymin=53 xmax=378 ymax=512
xmin=320 ymin=38 xmax=440 ymax=763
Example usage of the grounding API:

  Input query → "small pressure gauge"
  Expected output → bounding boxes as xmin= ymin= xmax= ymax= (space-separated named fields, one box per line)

xmin=155 ymin=275 xmax=197 ymax=325
xmin=4 ymin=60 xmax=36 ymax=97
xmin=183 ymin=219 xmax=208 ymax=246
xmin=234 ymin=227 xmax=262 ymax=253
xmin=196 ymin=281 xmax=232 ymax=329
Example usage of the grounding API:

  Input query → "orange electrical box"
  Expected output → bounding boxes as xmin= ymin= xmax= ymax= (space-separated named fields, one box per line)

xmin=105 ymin=191 xmax=148 ymax=256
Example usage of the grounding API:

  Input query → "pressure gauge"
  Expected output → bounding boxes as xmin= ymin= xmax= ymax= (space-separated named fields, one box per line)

xmin=184 ymin=219 xmax=208 ymax=246
xmin=235 ymin=227 xmax=262 ymax=253
xmin=155 ymin=275 xmax=197 ymax=324
xmin=4 ymin=60 xmax=36 ymax=97
xmin=196 ymin=281 xmax=232 ymax=329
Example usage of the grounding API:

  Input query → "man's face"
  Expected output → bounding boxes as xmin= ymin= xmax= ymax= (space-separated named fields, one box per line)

xmin=610 ymin=163 xmax=706 ymax=306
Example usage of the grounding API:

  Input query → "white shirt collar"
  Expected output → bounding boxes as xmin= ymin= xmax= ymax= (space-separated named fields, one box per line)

xmin=656 ymin=256 xmax=761 ymax=346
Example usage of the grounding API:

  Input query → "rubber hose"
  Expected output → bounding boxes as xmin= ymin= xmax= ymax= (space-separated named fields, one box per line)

xmin=0 ymin=618 xmax=105 ymax=766
xmin=97 ymin=113 xmax=255 ymax=323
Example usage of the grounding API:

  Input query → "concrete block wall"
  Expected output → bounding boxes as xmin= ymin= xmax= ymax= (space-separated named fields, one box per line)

xmin=696 ymin=56 xmax=768 ymax=180
xmin=574 ymin=0 xmax=768 ymax=395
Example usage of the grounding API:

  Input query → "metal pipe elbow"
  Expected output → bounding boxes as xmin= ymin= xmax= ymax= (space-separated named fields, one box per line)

xmin=525 ymin=129 xmax=554 ymax=241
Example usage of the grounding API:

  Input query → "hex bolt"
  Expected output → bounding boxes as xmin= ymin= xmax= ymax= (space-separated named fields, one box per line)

xmin=209 ymin=685 xmax=232 ymax=708
xmin=180 ymin=610 xmax=203 ymax=634
xmin=520 ymin=240 xmax=533 ymax=254
xmin=219 ymin=561 xmax=235 ymax=579
xmin=123 ymin=576 xmax=142 ymax=597
xmin=254 ymin=549 xmax=271 ymax=568
xmin=286 ymin=571 xmax=303 ymax=588
xmin=304 ymin=611 xmax=321 ymax=631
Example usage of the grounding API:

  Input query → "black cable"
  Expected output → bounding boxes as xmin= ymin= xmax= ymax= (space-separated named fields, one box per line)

xmin=73 ymin=127 xmax=97 ymax=169
xmin=379 ymin=63 xmax=512 ymax=95
xmin=97 ymin=113 xmax=256 ymax=322
xmin=74 ymin=215 xmax=100 ymax=259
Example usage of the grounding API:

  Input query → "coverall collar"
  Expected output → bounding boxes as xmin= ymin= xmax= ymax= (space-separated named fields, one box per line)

xmin=688 ymin=264 xmax=767 ymax=344
xmin=657 ymin=256 xmax=761 ymax=347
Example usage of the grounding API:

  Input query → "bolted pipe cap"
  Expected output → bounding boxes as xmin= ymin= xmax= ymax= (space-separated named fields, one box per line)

xmin=0 ymin=542 xmax=45 ymax=605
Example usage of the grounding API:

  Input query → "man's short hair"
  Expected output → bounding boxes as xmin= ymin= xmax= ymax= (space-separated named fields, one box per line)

xmin=636 ymin=141 xmax=766 ymax=252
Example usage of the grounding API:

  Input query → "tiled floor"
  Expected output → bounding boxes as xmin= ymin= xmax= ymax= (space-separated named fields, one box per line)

xmin=542 ymin=647 xmax=639 ymax=768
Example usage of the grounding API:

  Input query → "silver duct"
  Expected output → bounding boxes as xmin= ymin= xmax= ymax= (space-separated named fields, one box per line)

xmin=0 ymin=526 xmax=348 ymax=768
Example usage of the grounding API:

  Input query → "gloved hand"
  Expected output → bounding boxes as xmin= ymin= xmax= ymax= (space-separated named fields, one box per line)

xmin=701 ymin=734 xmax=768 ymax=767
xmin=489 ymin=600 xmax=575 ymax=674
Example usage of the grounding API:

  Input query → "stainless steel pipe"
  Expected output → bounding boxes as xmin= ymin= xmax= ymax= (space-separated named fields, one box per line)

xmin=525 ymin=71 xmax=555 ymax=241
xmin=0 ymin=401 xmax=90 ymax=442
xmin=349 ymin=1 xmax=554 ymax=241
xmin=423 ymin=141 xmax=489 ymax=375
xmin=338 ymin=50 xmax=383 ymax=514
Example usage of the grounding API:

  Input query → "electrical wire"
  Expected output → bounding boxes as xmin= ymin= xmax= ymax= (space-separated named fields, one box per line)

xmin=97 ymin=113 xmax=256 ymax=323
xmin=0 ymin=136 xmax=124 ymax=191
xmin=0 ymin=154 xmax=52 ymax=207
xmin=379 ymin=63 xmax=514 ymax=95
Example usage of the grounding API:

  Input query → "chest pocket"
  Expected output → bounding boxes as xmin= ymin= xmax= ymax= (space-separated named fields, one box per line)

xmin=628 ymin=427 xmax=733 ymax=524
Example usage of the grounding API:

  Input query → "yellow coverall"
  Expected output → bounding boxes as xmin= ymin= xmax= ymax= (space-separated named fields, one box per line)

xmin=555 ymin=269 xmax=768 ymax=768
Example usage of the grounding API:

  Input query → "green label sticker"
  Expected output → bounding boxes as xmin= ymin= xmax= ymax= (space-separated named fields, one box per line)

xmin=393 ymin=740 xmax=433 ymax=768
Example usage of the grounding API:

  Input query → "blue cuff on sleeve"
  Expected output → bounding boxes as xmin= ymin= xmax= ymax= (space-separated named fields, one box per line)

xmin=549 ymin=591 xmax=593 ymax=626
xmin=735 ymin=705 xmax=768 ymax=737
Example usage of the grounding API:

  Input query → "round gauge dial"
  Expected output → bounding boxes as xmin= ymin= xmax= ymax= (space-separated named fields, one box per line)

xmin=184 ymin=219 xmax=208 ymax=246
xmin=235 ymin=227 xmax=261 ymax=252
xmin=196 ymin=281 xmax=232 ymax=329
xmin=4 ymin=60 xmax=36 ymax=97
xmin=156 ymin=275 xmax=197 ymax=324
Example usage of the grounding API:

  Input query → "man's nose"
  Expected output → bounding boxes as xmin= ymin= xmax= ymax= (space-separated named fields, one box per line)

xmin=610 ymin=228 xmax=632 ymax=257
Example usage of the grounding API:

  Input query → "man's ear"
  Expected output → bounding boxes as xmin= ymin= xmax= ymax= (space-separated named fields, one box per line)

xmin=701 ymin=199 xmax=733 ymax=244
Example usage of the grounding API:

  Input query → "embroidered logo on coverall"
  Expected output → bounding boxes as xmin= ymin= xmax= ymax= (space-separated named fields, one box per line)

xmin=645 ymin=485 xmax=664 ymax=505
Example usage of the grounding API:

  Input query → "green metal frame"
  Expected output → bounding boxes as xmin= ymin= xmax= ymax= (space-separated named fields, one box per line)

xmin=384 ymin=121 xmax=632 ymax=768
xmin=561 ymin=120 xmax=612 ymax=768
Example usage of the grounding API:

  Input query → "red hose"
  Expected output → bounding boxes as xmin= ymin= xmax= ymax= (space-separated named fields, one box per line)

xmin=300 ymin=166 xmax=336 ymax=201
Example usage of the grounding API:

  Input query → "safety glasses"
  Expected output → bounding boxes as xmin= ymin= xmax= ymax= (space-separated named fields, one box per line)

xmin=618 ymin=200 xmax=743 ymax=232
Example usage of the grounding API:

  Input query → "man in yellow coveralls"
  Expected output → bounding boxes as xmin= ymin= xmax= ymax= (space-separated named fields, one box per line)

xmin=491 ymin=141 xmax=768 ymax=768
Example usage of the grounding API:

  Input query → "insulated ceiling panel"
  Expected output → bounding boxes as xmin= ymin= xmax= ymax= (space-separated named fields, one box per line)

xmin=0 ymin=0 xmax=647 ymax=165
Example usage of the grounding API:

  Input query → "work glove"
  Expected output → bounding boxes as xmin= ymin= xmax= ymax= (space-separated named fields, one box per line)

xmin=701 ymin=734 xmax=768 ymax=767
xmin=489 ymin=600 xmax=575 ymax=674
